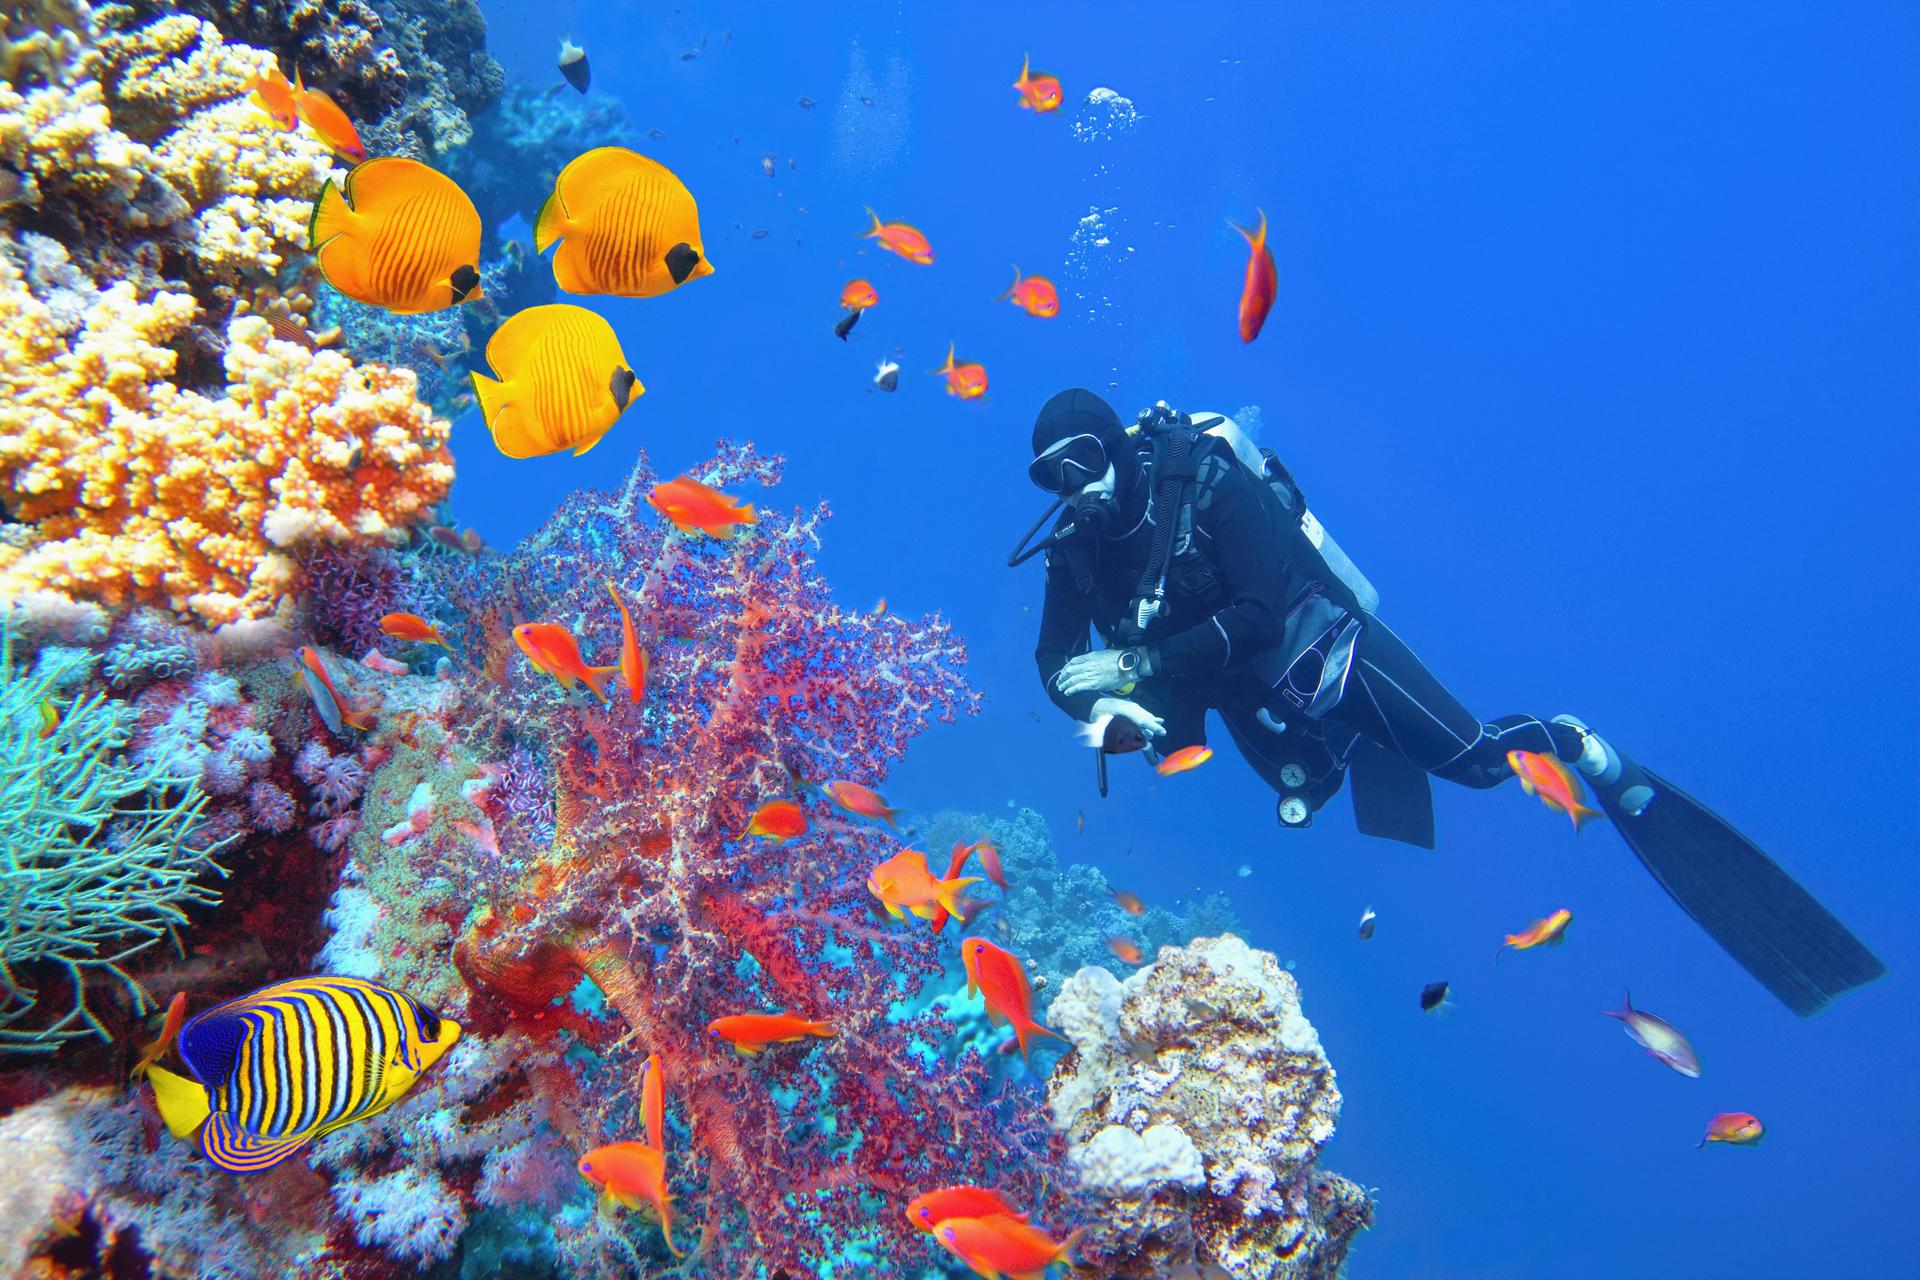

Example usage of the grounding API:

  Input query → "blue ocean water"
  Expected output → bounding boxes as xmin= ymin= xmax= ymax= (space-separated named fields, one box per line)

xmin=458 ymin=4 xmax=1918 ymax=1277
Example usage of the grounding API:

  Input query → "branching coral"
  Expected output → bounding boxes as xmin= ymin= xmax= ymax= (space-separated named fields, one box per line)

xmin=0 ymin=254 xmax=453 ymax=626
xmin=0 ymin=622 xmax=227 ymax=1052
xmin=290 ymin=443 xmax=1072 ymax=1276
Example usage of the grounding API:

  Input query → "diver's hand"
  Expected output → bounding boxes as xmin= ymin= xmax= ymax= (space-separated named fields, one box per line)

xmin=1089 ymin=696 xmax=1165 ymax=739
xmin=1055 ymin=649 xmax=1141 ymax=697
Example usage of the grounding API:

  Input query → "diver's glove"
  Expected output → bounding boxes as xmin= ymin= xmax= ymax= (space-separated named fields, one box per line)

xmin=1071 ymin=696 xmax=1167 ymax=754
xmin=1054 ymin=647 xmax=1153 ymax=697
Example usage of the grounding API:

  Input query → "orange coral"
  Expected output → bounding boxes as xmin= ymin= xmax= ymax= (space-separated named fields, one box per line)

xmin=0 ymin=254 xmax=452 ymax=627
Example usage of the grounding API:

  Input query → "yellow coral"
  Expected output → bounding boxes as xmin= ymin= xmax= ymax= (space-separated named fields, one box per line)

xmin=0 ymin=255 xmax=452 ymax=627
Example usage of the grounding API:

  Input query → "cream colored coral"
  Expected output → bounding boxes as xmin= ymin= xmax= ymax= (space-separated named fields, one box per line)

xmin=0 ymin=256 xmax=451 ymax=627
xmin=0 ymin=4 xmax=336 ymax=281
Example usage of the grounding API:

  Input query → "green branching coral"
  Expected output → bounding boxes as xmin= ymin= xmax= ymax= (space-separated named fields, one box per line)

xmin=0 ymin=623 xmax=228 ymax=1052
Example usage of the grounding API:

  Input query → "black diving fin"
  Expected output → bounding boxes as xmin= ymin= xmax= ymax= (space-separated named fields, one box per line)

xmin=1589 ymin=742 xmax=1885 ymax=1017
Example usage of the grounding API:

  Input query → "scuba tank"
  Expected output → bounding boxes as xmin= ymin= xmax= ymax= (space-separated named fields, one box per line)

xmin=1187 ymin=409 xmax=1380 ymax=615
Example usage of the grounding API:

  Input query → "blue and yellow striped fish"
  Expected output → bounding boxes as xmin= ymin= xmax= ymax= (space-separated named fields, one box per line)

xmin=143 ymin=975 xmax=460 ymax=1174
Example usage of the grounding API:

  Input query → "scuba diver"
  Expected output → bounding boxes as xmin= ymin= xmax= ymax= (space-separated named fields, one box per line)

xmin=1010 ymin=388 xmax=1884 ymax=1017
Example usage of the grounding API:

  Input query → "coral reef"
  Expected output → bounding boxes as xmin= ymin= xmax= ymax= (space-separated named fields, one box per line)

xmin=0 ymin=255 xmax=453 ymax=626
xmin=916 ymin=805 xmax=1241 ymax=984
xmin=287 ymin=443 xmax=1068 ymax=1276
xmin=1047 ymin=934 xmax=1373 ymax=1279
xmin=0 ymin=2 xmax=454 ymax=630
xmin=0 ymin=622 xmax=227 ymax=1052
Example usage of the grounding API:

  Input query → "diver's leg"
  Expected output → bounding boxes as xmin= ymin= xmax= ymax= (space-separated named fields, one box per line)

xmin=1336 ymin=619 xmax=1586 ymax=788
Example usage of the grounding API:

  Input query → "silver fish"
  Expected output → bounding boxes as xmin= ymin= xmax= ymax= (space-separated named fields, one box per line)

xmin=1603 ymin=990 xmax=1701 ymax=1077
xmin=872 ymin=358 xmax=899 ymax=392
xmin=761 ymin=153 xmax=776 ymax=177
xmin=1358 ymin=905 xmax=1377 ymax=940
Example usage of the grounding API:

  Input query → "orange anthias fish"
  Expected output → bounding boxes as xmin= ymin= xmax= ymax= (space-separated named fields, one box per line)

xmin=827 ymin=780 xmax=902 ymax=826
xmin=1155 ymin=745 xmax=1213 ymax=776
xmin=578 ymin=1141 xmax=680 ymax=1256
xmin=513 ymin=622 xmax=617 ymax=701
xmin=997 ymin=266 xmax=1059 ymax=318
xmin=1497 ymin=908 xmax=1574 ymax=962
xmin=1506 ymin=750 xmax=1603 ymax=831
xmin=862 ymin=207 xmax=934 ymax=264
xmin=961 ymin=938 xmax=1065 ymax=1062
xmin=647 ymin=474 xmax=758 ymax=539
xmin=1231 ymin=209 xmax=1276 ymax=343
xmin=36 ymin=699 xmax=58 ymax=739
xmin=1698 ymin=1111 xmax=1765 ymax=1148
xmin=840 ymin=279 xmax=879 ymax=310
xmin=605 ymin=580 xmax=649 ymax=703
xmin=932 ymin=343 xmax=989 ymax=400
xmin=1112 ymin=890 xmax=1144 ymax=915
xmin=905 ymin=1185 xmax=1026 ymax=1234
xmin=638 ymin=1052 xmax=665 ymax=1151
xmin=291 ymin=69 xmax=366 ymax=162
xmin=935 ymin=1215 xmax=1082 ymax=1280
xmin=869 ymin=848 xmax=981 ymax=924
xmin=129 ymin=991 xmax=188 ymax=1081
xmin=379 ymin=612 xmax=449 ymax=649
xmin=1011 ymin=54 xmax=1064 ymax=113
xmin=1107 ymin=937 xmax=1144 ymax=965
xmin=928 ymin=840 xmax=1001 ymax=933
xmin=296 ymin=646 xmax=375 ymax=735
xmin=745 ymin=799 xmax=808 ymax=845
xmin=249 ymin=67 xmax=298 ymax=131
xmin=706 ymin=1011 xmax=835 ymax=1055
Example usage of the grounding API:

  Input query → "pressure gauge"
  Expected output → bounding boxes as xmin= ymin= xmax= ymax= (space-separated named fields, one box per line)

xmin=1279 ymin=762 xmax=1308 ymax=789
xmin=1278 ymin=795 xmax=1311 ymax=827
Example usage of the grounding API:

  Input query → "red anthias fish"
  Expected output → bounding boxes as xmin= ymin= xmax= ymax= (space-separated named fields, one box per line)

xmin=578 ymin=1141 xmax=680 ymax=1256
xmin=935 ymin=1215 xmax=1082 ymax=1279
xmin=1698 ymin=1111 xmax=1764 ymax=1148
xmin=961 ymin=938 xmax=1065 ymax=1062
xmin=1496 ymin=908 xmax=1573 ymax=962
xmin=840 ymin=279 xmax=879 ymax=309
xmin=605 ymin=579 xmax=649 ymax=703
xmin=379 ymin=612 xmax=449 ymax=649
xmin=997 ymin=266 xmax=1059 ymax=318
xmin=932 ymin=343 xmax=989 ymax=400
xmin=905 ymin=1185 xmax=1026 ymax=1234
xmin=826 ymin=779 xmax=902 ymax=826
xmin=706 ymin=1011 xmax=835 ymax=1055
xmin=1231 ymin=208 xmax=1276 ymax=343
xmin=638 ymin=1052 xmax=665 ymax=1152
xmin=291 ymin=69 xmax=366 ymax=162
xmin=1155 ymin=744 xmax=1213 ymax=776
xmin=862 ymin=207 xmax=934 ymax=264
xmin=1507 ymin=750 xmax=1603 ymax=831
xmin=745 ymin=799 xmax=808 ymax=844
xmin=513 ymin=622 xmax=617 ymax=702
xmin=129 ymin=991 xmax=188 ymax=1081
xmin=1011 ymin=54 xmax=1063 ymax=113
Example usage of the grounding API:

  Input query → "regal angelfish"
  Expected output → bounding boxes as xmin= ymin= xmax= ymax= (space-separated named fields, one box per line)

xmin=143 ymin=975 xmax=460 ymax=1173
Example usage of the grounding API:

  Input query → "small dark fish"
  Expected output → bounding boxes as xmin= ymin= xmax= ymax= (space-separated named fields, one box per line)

xmin=558 ymin=38 xmax=589 ymax=93
xmin=861 ymin=96 xmax=875 ymax=106
xmin=834 ymin=308 xmax=860 ymax=340
xmin=872 ymin=358 xmax=898 ymax=392
xmin=266 ymin=315 xmax=318 ymax=351
xmin=1419 ymin=980 xmax=1450 ymax=1013
xmin=648 ymin=128 xmax=666 ymax=140
xmin=1028 ymin=710 xmax=1042 ymax=725
xmin=788 ymin=156 xmax=796 ymax=171
xmin=1076 ymin=810 xmax=1086 ymax=834
xmin=797 ymin=96 xmax=814 ymax=110
xmin=1357 ymin=906 xmax=1377 ymax=941
xmin=749 ymin=228 xmax=769 ymax=240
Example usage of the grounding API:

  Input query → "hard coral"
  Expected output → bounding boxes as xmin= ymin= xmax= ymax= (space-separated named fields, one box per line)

xmin=1047 ymin=935 xmax=1374 ymax=1280
xmin=0 ymin=257 xmax=453 ymax=626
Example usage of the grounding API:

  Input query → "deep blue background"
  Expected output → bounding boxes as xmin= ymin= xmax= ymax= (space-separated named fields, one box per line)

xmin=460 ymin=4 xmax=1918 ymax=1276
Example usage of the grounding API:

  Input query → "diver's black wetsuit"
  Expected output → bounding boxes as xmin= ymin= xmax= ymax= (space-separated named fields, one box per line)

xmin=1033 ymin=434 xmax=1585 ymax=799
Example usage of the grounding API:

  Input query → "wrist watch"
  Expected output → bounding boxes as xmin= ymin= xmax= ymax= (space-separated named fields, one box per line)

xmin=1117 ymin=647 xmax=1147 ymax=679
